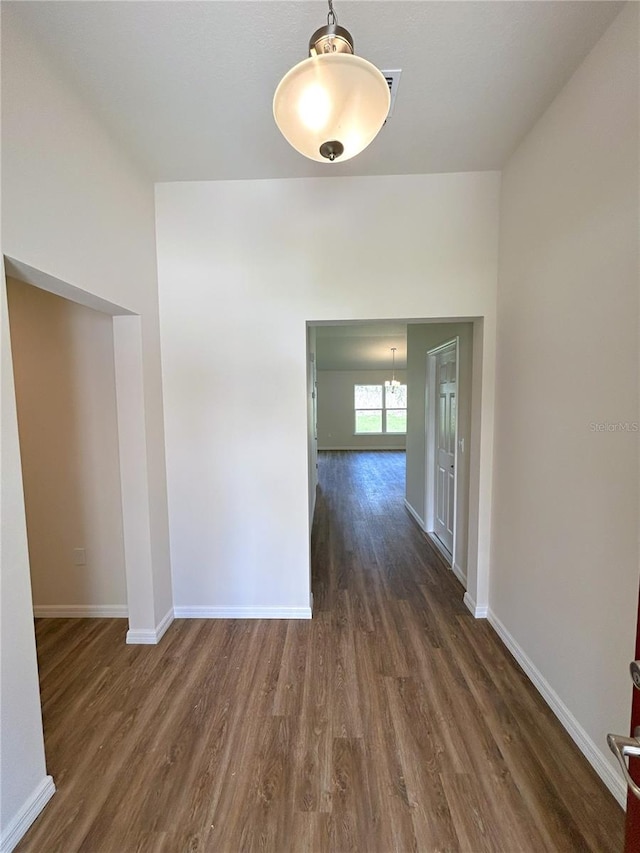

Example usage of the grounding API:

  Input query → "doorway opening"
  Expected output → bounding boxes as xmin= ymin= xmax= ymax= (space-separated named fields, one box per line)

xmin=4 ymin=257 xmax=162 ymax=642
xmin=7 ymin=277 xmax=128 ymax=620
xmin=307 ymin=318 xmax=483 ymax=611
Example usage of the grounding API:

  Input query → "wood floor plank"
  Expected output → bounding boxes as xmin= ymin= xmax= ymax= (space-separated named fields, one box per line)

xmin=330 ymin=738 xmax=374 ymax=851
xmin=440 ymin=772 xmax=509 ymax=853
xmin=332 ymin=615 xmax=364 ymax=739
xmin=16 ymin=450 xmax=624 ymax=852
xmin=272 ymin=621 xmax=310 ymax=717
xmin=353 ymin=631 xmax=419 ymax=853
xmin=290 ymin=812 xmax=332 ymax=853
xmin=294 ymin=711 xmax=333 ymax=814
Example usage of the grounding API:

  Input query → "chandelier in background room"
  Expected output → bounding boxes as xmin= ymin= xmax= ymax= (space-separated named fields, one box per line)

xmin=385 ymin=347 xmax=401 ymax=394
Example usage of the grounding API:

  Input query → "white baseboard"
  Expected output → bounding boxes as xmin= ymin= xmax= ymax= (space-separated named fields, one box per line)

xmin=154 ymin=608 xmax=174 ymax=641
xmin=404 ymin=499 xmax=425 ymax=529
xmin=33 ymin=605 xmax=127 ymax=618
xmin=173 ymin=605 xmax=312 ymax=620
xmin=487 ymin=608 xmax=627 ymax=808
xmin=426 ymin=532 xmax=454 ymax=566
xmin=126 ymin=629 xmax=158 ymax=644
xmin=452 ymin=562 xmax=467 ymax=587
xmin=126 ymin=607 xmax=174 ymax=645
xmin=0 ymin=775 xmax=55 ymax=853
xmin=319 ymin=446 xmax=406 ymax=451
xmin=463 ymin=592 xmax=488 ymax=618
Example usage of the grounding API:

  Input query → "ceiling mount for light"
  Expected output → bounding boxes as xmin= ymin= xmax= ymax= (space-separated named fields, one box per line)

xmin=308 ymin=17 xmax=353 ymax=58
xmin=273 ymin=0 xmax=390 ymax=163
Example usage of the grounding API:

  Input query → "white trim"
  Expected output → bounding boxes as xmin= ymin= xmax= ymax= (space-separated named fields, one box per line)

xmin=154 ymin=608 xmax=174 ymax=641
xmin=173 ymin=606 xmax=312 ymax=620
xmin=318 ymin=445 xmax=406 ymax=451
xmin=0 ymin=775 xmax=55 ymax=853
xmin=487 ymin=609 xmax=627 ymax=808
xmin=32 ymin=605 xmax=127 ymax=618
xmin=427 ymin=338 xmax=460 ymax=357
xmin=126 ymin=607 xmax=174 ymax=645
xmin=404 ymin=498 xmax=425 ymax=529
xmin=463 ymin=592 xmax=488 ymax=618
xmin=425 ymin=352 xmax=436 ymax=532
xmin=427 ymin=531 xmax=453 ymax=566
xmin=406 ymin=504 xmax=468 ymax=590
xmin=452 ymin=562 xmax=467 ymax=586
xmin=126 ymin=628 xmax=159 ymax=645
xmin=426 ymin=338 xmax=459 ymax=564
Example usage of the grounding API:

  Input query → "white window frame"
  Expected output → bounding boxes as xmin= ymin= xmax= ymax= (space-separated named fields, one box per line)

xmin=354 ymin=384 xmax=407 ymax=435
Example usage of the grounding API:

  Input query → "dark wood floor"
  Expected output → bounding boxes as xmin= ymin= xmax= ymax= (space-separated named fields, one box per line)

xmin=18 ymin=450 xmax=623 ymax=852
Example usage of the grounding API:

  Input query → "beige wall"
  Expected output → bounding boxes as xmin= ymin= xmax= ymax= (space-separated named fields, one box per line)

xmin=491 ymin=3 xmax=638 ymax=803
xmin=317 ymin=369 xmax=408 ymax=450
xmin=405 ymin=322 xmax=474 ymax=583
xmin=7 ymin=279 xmax=126 ymax=613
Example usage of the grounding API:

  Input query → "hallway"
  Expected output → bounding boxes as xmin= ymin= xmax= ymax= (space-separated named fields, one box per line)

xmin=311 ymin=450 xmax=623 ymax=851
xmin=17 ymin=451 xmax=622 ymax=852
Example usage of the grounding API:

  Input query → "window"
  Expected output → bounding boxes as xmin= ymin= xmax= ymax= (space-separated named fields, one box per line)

xmin=354 ymin=384 xmax=407 ymax=434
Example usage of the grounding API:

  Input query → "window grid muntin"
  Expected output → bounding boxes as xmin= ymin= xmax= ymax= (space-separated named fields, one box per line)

xmin=354 ymin=383 xmax=407 ymax=435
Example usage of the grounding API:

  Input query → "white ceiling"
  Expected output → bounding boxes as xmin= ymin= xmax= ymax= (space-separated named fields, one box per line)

xmin=315 ymin=323 xmax=407 ymax=371
xmin=5 ymin=1 xmax=623 ymax=182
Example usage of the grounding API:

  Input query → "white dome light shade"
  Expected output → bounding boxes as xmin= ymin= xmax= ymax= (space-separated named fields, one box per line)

xmin=273 ymin=53 xmax=390 ymax=163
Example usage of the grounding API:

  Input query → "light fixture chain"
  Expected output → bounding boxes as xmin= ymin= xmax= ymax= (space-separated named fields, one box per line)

xmin=327 ymin=0 xmax=337 ymax=26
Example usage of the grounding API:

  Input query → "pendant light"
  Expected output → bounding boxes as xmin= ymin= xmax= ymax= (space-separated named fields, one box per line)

xmin=273 ymin=0 xmax=390 ymax=163
xmin=385 ymin=347 xmax=401 ymax=393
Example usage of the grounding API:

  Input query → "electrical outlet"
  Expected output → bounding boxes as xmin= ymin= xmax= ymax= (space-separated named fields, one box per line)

xmin=73 ymin=548 xmax=86 ymax=566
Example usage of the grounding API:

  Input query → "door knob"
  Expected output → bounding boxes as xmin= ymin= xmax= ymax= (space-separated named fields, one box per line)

xmin=605 ymin=663 xmax=640 ymax=797
xmin=607 ymin=729 xmax=640 ymax=800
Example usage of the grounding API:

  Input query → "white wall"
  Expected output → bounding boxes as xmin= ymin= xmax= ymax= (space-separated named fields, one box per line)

xmin=492 ymin=3 xmax=639 ymax=803
xmin=155 ymin=172 xmax=500 ymax=616
xmin=0 ymin=263 xmax=54 ymax=852
xmin=7 ymin=279 xmax=126 ymax=614
xmin=405 ymin=322 xmax=473 ymax=582
xmin=2 ymin=7 xmax=172 ymax=631
xmin=1 ymin=10 xmax=172 ymax=846
xmin=317 ymin=369 xmax=407 ymax=450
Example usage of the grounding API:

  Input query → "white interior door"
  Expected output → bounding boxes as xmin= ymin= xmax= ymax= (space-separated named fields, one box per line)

xmin=434 ymin=343 xmax=456 ymax=555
